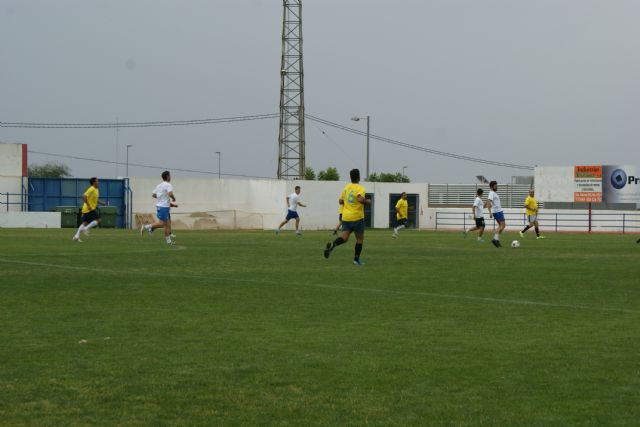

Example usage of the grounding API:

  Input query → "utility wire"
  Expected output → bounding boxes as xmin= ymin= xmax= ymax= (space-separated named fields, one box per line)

xmin=28 ymin=150 xmax=276 ymax=180
xmin=1 ymin=113 xmax=279 ymax=129
xmin=3 ymin=111 xmax=534 ymax=170
xmin=305 ymin=114 xmax=534 ymax=171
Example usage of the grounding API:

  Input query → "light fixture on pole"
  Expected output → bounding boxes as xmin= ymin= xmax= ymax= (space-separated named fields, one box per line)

xmin=402 ymin=166 xmax=408 ymax=181
xmin=350 ymin=115 xmax=370 ymax=179
xmin=215 ymin=151 xmax=221 ymax=179
xmin=126 ymin=145 xmax=133 ymax=178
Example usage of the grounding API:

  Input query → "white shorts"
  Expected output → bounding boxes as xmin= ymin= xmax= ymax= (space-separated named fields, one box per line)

xmin=527 ymin=214 xmax=538 ymax=223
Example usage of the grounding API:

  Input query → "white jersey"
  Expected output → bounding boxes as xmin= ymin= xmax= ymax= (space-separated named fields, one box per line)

xmin=288 ymin=193 xmax=300 ymax=211
xmin=488 ymin=190 xmax=502 ymax=213
xmin=154 ymin=181 xmax=173 ymax=208
xmin=473 ymin=196 xmax=484 ymax=219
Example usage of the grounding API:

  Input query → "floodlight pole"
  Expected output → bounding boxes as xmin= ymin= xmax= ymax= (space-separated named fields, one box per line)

xmin=125 ymin=145 xmax=133 ymax=177
xmin=215 ymin=151 xmax=221 ymax=179
xmin=351 ymin=115 xmax=370 ymax=179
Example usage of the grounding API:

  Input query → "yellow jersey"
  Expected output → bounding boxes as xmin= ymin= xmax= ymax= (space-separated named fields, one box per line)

xmin=396 ymin=198 xmax=408 ymax=220
xmin=340 ymin=183 xmax=366 ymax=222
xmin=82 ymin=186 xmax=99 ymax=214
xmin=524 ymin=195 xmax=537 ymax=216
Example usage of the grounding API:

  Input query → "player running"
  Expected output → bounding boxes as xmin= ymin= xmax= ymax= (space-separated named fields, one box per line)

xmin=324 ymin=169 xmax=371 ymax=265
xmin=140 ymin=170 xmax=177 ymax=245
xmin=72 ymin=177 xmax=106 ymax=242
xmin=392 ymin=192 xmax=409 ymax=238
xmin=464 ymin=188 xmax=486 ymax=242
xmin=486 ymin=180 xmax=506 ymax=248
xmin=276 ymin=186 xmax=307 ymax=236
xmin=520 ymin=189 xmax=545 ymax=239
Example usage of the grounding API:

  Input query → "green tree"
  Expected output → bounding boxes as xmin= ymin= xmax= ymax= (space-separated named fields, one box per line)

xmin=317 ymin=167 xmax=340 ymax=181
xmin=367 ymin=172 xmax=410 ymax=183
xmin=304 ymin=167 xmax=316 ymax=180
xmin=28 ymin=162 xmax=72 ymax=178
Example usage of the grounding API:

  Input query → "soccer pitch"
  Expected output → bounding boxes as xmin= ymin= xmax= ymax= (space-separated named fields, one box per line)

xmin=1 ymin=229 xmax=639 ymax=425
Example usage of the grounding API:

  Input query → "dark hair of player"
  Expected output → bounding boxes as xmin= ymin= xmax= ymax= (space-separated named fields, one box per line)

xmin=89 ymin=177 xmax=98 ymax=185
xmin=295 ymin=186 xmax=300 ymax=191
xmin=162 ymin=171 xmax=170 ymax=181
xmin=350 ymin=169 xmax=360 ymax=183
xmin=489 ymin=180 xmax=497 ymax=189
xmin=477 ymin=188 xmax=483 ymax=196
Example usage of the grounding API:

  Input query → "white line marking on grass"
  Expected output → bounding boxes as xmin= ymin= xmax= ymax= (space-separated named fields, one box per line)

xmin=0 ymin=246 xmax=187 ymax=258
xmin=2 ymin=258 xmax=639 ymax=315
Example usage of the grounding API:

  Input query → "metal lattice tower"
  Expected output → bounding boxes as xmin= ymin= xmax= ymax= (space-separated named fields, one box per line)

xmin=277 ymin=0 xmax=305 ymax=180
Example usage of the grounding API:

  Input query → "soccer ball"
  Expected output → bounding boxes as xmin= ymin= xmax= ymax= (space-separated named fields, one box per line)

xmin=511 ymin=240 xmax=521 ymax=248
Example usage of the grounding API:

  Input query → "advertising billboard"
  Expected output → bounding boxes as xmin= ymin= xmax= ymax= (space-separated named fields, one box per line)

xmin=535 ymin=165 xmax=640 ymax=203
xmin=602 ymin=165 xmax=640 ymax=203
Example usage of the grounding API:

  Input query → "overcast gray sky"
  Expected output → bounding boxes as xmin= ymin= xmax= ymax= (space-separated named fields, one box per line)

xmin=2 ymin=0 xmax=639 ymax=183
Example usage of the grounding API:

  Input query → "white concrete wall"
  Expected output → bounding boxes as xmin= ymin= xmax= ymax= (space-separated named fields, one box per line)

xmin=130 ymin=178 xmax=429 ymax=230
xmin=0 ymin=212 xmax=60 ymax=228
xmin=0 ymin=143 xmax=26 ymax=212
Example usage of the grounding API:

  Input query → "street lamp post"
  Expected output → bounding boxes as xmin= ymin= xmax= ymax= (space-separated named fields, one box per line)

xmin=402 ymin=166 xmax=407 ymax=181
xmin=350 ymin=115 xmax=370 ymax=179
xmin=215 ymin=151 xmax=221 ymax=179
xmin=126 ymin=145 xmax=133 ymax=178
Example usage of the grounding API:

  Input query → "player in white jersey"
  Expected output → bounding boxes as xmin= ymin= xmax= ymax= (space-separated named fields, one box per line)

xmin=464 ymin=188 xmax=486 ymax=242
xmin=486 ymin=180 xmax=506 ymax=248
xmin=276 ymin=186 xmax=307 ymax=236
xmin=140 ymin=170 xmax=177 ymax=245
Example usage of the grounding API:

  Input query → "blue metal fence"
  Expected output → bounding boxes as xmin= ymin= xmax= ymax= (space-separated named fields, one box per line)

xmin=27 ymin=178 xmax=127 ymax=228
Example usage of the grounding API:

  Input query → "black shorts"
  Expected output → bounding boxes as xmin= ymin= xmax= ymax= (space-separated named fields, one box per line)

xmin=81 ymin=209 xmax=100 ymax=224
xmin=396 ymin=218 xmax=408 ymax=227
xmin=474 ymin=217 xmax=485 ymax=228
xmin=341 ymin=219 xmax=365 ymax=234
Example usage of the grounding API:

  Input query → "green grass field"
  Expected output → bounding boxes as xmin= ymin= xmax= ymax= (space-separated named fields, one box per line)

xmin=1 ymin=228 xmax=639 ymax=425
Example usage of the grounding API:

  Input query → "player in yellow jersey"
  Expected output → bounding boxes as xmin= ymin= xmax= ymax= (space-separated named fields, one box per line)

xmin=73 ymin=177 xmax=106 ymax=242
xmin=520 ymin=189 xmax=544 ymax=239
xmin=324 ymin=169 xmax=371 ymax=265
xmin=392 ymin=192 xmax=408 ymax=238
xmin=333 ymin=196 xmax=344 ymax=236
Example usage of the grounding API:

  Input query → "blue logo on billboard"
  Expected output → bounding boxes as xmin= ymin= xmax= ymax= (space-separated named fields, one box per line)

xmin=610 ymin=169 xmax=627 ymax=189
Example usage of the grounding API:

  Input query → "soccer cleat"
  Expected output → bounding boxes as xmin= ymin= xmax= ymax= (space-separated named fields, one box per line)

xmin=72 ymin=236 xmax=82 ymax=243
xmin=274 ymin=228 xmax=279 ymax=235
xmin=536 ymin=235 xmax=545 ymax=240
xmin=463 ymin=230 xmax=468 ymax=239
xmin=332 ymin=230 xmax=337 ymax=236
xmin=637 ymin=238 xmax=640 ymax=244
xmin=324 ymin=242 xmax=332 ymax=259
xmin=491 ymin=239 xmax=500 ymax=248
xmin=353 ymin=259 xmax=365 ymax=266
xmin=296 ymin=231 xmax=302 ymax=236
xmin=519 ymin=231 xmax=524 ymax=238
xmin=170 ymin=233 xmax=176 ymax=238
xmin=477 ymin=238 xmax=485 ymax=243
xmin=392 ymin=233 xmax=398 ymax=239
